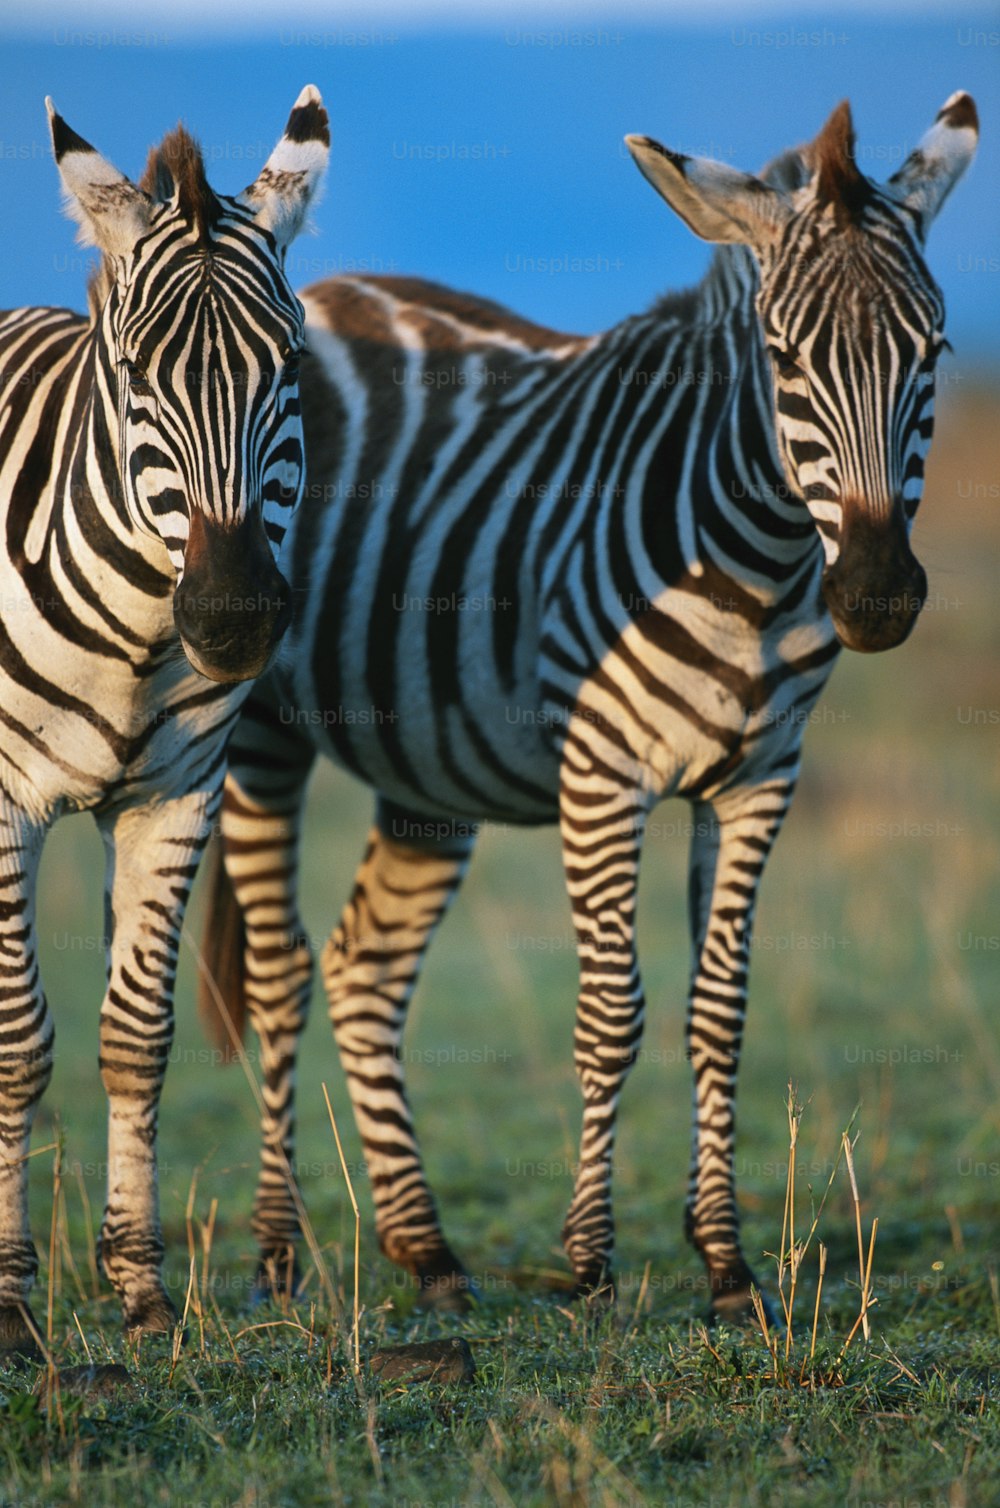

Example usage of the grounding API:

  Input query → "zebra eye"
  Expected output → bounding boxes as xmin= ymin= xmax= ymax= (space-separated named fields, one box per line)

xmin=767 ymin=345 xmax=801 ymax=377
xmin=280 ymin=345 xmax=301 ymax=381
xmin=122 ymin=359 xmax=152 ymax=397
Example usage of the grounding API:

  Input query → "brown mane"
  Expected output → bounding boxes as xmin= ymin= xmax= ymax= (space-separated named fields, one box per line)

xmin=139 ymin=124 xmax=220 ymax=240
xmin=811 ymin=100 xmax=871 ymax=224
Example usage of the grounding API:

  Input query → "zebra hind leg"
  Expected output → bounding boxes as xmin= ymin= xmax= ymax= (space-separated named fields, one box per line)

xmin=322 ymin=798 xmax=477 ymax=1311
xmin=211 ymin=701 xmax=317 ymax=1306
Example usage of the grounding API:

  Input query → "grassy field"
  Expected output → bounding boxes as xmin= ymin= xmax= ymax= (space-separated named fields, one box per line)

xmin=1 ymin=381 xmax=998 ymax=1506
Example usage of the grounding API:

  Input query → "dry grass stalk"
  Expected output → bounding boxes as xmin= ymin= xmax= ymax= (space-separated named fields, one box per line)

xmin=233 ymin=1317 xmax=315 ymax=1342
xmin=56 ymin=1178 xmax=87 ymax=1308
xmin=168 ymin=1255 xmax=198 ymax=1380
xmin=183 ymin=1169 xmax=206 ymax=1354
xmin=524 ymin=1397 xmax=647 ymax=1507
xmin=207 ymin=1287 xmax=242 ymax=1365
xmin=842 ymin=1131 xmax=871 ymax=1342
xmin=750 ymin=1286 xmax=779 ymax=1371
xmin=47 ymin=1135 xmax=62 ymax=1351
xmin=754 ymin=1095 xmax=878 ymax=1388
xmin=778 ymin=1084 xmax=803 ymax=1353
xmin=631 ymin=1260 xmax=651 ymax=1325
xmin=365 ymin=1398 xmax=384 ymax=1486
xmin=807 ymin=1242 xmax=827 ymax=1378
xmin=200 ymin=1197 xmax=219 ymax=1315
xmin=72 ymin=1310 xmax=93 ymax=1364
xmin=322 ymin=1081 xmax=361 ymax=1375
xmin=838 ymin=1216 xmax=880 ymax=1363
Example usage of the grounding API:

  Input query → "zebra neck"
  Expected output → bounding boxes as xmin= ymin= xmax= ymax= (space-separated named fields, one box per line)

xmin=0 ymin=309 xmax=175 ymax=637
xmin=591 ymin=247 xmax=817 ymax=610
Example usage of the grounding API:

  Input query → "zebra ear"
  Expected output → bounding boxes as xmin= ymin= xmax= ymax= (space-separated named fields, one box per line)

xmin=625 ymin=135 xmax=791 ymax=253
xmin=46 ymin=98 xmax=153 ymax=257
xmin=239 ymin=85 xmax=329 ymax=251
xmin=885 ymin=92 xmax=978 ymax=234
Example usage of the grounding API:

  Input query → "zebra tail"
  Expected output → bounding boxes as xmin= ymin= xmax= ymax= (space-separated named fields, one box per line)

xmin=196 ymin=840 xmax=248 ymax=1063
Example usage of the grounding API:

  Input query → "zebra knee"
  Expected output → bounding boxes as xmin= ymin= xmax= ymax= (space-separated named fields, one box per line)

xmin=0 ymin=1034 xmax=54 ymax=1116
xmin=319 ymin=921 xmax=351 ymax=992
xmin=0 ymin=1238 xmax=40 ymax=1303
xmin=244 ymin=932 xmax=313 ymax=1039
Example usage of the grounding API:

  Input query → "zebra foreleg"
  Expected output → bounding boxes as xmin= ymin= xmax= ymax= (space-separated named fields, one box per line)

xmin=322 ymin=798 xmax=476 ymax=1311
xmin=96 ymin=793 xmax=213 ymax=1337
xmin=559 ymin=754 xmax=649 ymax=1300
xmin=215 ymin=729 xmax=316 ymax=1303
xmin=0 ymin=807 xmax=51 ymax=1360
xmin=684 ymin=783 xmax=794 ymax=1324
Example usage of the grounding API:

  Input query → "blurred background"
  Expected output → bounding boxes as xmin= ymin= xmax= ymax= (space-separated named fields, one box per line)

xmin=0 ymin=1 xmax=996 ymax=1311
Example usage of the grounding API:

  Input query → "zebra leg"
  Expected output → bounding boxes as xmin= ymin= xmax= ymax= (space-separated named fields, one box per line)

xmin=322 ymin=798 xmax=476 ymax=1310
xmin=0 ymin=805 xmax=51 ymax=1359
xmin=684 ymin=784 xmax=793 ymax=1324
xmin=96 ymin=793 xmax=213 ymax=1336
xmin=217 ymin=703 xmax=316 ymax=1301
xmin=559 ymin=755 xmax=649 ymax=1298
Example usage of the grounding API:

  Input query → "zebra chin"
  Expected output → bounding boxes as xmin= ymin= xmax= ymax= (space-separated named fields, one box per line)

xmin=824 ymin=589 xmax=925 ymax=654
xmin=177 ymin=628 xmax=287 ymax=685
xmin=173 ymin=510 xmax=292 ymax=683
xmin=819 ymin=498 xmax=928 ymax=654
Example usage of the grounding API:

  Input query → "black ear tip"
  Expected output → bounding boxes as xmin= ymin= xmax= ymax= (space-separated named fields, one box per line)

xmin=938 ymin=92 xmax=979 ymax=135
xmin=49 ymin=109 xmax=95 ymax=163
xmin=285 ymin=98 xmax=330 ymax=148
xmin=627 ymin=135 xmax=688 ymax=171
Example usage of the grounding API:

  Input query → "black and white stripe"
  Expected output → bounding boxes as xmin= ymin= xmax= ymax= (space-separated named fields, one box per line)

xmin=0 ymin=87 xmax=328 ymax=1355
xmin=200 ymin=94 xmax=977 ymax=1316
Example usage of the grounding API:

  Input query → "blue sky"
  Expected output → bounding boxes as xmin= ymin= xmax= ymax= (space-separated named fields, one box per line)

xmin=1 ymin=3 xmax=997 ymax=370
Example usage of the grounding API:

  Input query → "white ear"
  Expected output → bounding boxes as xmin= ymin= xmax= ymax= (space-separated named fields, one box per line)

xmin=886 ymin=91 xmax=978 ymax=233
xmin=239 ymin=85 xmax=330 ymax=251
xmin=47 ymin=98 xmax=152 ymax=258
xmin=625 ymin=134 xmax=791 ymax=254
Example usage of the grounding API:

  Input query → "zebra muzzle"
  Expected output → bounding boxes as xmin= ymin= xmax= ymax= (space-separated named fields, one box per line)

xmin=173 ymin=510 xmax=292 ymax=683
xmin=821 ymin=502 xmax=927 ymax=654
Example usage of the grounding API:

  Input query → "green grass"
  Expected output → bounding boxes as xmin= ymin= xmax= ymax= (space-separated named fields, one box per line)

xmin=2 ymin=384 xmax=998 ymax=1505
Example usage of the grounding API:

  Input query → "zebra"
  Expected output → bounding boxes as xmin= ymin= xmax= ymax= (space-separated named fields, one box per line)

xmin=198 ymin=95 xmax=977 ymax=1320
xmin=0 ymin=88 xmax=328 ymax=1357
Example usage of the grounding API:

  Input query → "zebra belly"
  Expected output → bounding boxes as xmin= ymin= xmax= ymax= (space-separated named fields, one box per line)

xmin=281 ymin=645 xmax=563 ymax=826
xmin=278 ymin=606 xmax=819 ymax=828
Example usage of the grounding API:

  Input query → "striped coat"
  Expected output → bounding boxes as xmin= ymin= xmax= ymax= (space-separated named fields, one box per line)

xmin=200 ymin=93 xmax=977 ymax=1318
xmin=0 ymin=88 xmax=328 ymax=1357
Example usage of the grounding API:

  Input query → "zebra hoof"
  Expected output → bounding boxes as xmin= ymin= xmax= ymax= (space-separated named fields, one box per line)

xmin=569 ymin=1270 xmax=616 ymax=1307
xmin=416 ymin=1272 xmax=479 ymax=1313
xmin=252 ymin=1253 xmax=304 ymax=1308
xmin=708 ymin=1271 xmax=779 ymax=1331
xmin=414 ymin=1252 xmax=479 ymax=1313
xmin=0 ymin=1305 xmax=43 ymax=1365
xmin=123 ymin=1292 xmax=180 ymax=1339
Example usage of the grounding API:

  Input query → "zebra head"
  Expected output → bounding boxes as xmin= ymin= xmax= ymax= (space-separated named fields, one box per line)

xmin=46 ymin=88 xmax=330 ymax=682
xmin=626 ymin=94 xmax=978 ymax=653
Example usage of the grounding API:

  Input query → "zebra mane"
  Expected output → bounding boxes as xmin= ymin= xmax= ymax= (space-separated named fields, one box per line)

xmin=83 ymin=126 xmax=221 ymax=327
xmin=140 ymin=125 xmax=221 ymax=238
xmin=806 ymin=101 xmax=872 ymax=224
xmin=645 ymin=123 xmax=870 ymax=329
